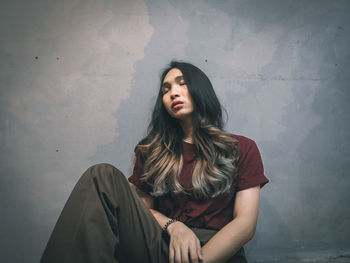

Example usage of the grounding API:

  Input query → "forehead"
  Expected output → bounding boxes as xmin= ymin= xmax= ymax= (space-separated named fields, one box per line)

xmin=163 ymin=68 xmax=183 ymax=83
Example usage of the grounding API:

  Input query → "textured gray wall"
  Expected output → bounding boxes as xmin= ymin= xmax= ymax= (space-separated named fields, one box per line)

xmin=1 ymin=0 xmax=349 ymax=262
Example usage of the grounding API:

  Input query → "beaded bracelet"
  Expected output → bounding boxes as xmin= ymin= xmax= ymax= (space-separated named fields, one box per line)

xmin=163 ymin=218 xmax=179 ymax=232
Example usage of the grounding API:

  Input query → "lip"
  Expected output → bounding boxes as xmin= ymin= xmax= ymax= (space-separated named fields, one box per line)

xmin=171 ymin=100 xmax=184 ymax=109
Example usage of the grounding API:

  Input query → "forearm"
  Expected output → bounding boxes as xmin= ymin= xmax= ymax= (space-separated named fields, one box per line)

xmin=201 ymin=217 xmax=255 ymax=263
xmin=149 ymin=208 xmax=172 ymax=229
xmin=129 ymin=183 xmax=172 ymax=229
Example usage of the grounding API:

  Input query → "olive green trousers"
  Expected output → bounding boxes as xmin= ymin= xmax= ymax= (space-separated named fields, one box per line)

xmin=40 ymin=163 xmax=247 ymax=263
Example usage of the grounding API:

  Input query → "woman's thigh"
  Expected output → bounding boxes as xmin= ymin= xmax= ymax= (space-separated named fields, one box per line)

xmin=41 ymin=163 xmax=169 ymax=263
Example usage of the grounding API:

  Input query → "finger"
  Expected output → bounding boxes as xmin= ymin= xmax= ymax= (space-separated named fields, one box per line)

xmin=175 ymin=246 xmax=182 ymax=263
xmin=169 ymin=246 xmax=174 ymax=263
xmin=189 ymin=242 xmax=199 ymax=263
xmin=197 ymin=248 xmax=203 ymax=261
xmin=197 ymin=240 xmax=203 ymax=261
xmin=180 ymin=246 xmax=190 ymax=263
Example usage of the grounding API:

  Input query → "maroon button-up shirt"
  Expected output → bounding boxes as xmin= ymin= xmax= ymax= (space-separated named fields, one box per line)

xmin=128 ymin=134 xmax=269 ymax=230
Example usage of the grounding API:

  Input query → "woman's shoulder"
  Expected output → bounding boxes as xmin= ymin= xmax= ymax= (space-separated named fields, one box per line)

xmin=230 ymin=133 xmax=257 ymax=147
xmin=229 ymin=133 xmax=268 ymax=190
xmin=229 ymin=133 xmax=261 ymax=158
xmin=231 ymin=133 xmax=255 ymax=143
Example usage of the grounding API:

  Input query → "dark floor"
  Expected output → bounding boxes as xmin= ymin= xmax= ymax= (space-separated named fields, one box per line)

xmin=247 ymin=247 xmax=350 ymax=263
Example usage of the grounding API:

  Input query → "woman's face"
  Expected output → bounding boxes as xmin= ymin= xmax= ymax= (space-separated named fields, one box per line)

xmin=162 ymin=68 xmax=195 ymax=122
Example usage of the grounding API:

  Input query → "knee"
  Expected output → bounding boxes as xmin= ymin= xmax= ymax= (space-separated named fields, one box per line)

xmin=84 ymin=163 xmax=125 ymax=182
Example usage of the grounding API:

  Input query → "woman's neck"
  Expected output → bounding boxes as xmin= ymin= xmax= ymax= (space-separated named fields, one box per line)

xmin=179 ymin=118 xmax=194 ymax=143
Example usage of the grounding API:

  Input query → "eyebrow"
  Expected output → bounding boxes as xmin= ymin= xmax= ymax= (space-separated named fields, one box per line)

xmin=175 ymin=75 xmax=184 ymax=82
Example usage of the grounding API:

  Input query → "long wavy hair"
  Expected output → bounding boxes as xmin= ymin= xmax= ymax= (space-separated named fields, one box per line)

xmin=134 ymin=61 xmax=239 ymax=199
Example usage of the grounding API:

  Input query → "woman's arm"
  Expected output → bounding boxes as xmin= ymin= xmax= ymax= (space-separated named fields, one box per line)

xmin=129 ymin=182 xmax=155 ymax=209
xmin=201 ymin=185 xmax=261 ymax=263
xmin=129 ymin=183 xmax=172 ymax=228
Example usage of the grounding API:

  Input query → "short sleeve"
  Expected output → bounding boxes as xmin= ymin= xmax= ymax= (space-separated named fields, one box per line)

xmin=128 ymin=153 xmax=153 ymax=194
xmin=235 ymin=137 xmax=269 ymax=191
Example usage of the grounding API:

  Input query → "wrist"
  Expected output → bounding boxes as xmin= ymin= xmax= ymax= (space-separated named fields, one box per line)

xmin=164 ymin=219 xmax=181 ymax=235
xmin=167 ymin=220 xmax=182 ymax=235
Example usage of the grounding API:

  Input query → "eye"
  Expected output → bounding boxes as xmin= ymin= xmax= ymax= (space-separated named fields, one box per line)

xmin=176 ymin=76 xmax=186 ymax=86
xmin=162 ymin=83 xmax=170 ymax=94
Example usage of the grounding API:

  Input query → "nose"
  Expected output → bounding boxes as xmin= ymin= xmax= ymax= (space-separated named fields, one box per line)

xmin=170 ymin=85 xmax=180 ymax=99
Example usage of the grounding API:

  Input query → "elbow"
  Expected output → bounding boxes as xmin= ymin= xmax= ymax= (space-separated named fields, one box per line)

xmin=238 ymin=219 xmax=256 ymax=243
xmin=246 ymin=225 xmax=257 ymax=242
xmin=232 ymin=217 xmax=258 ymax=244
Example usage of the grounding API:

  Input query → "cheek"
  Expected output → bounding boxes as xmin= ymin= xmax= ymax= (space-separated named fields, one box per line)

xmin=186 ymin=92 xmax=195 ymax=109
xmin=162 ymin=96 xmax=171 ymax=111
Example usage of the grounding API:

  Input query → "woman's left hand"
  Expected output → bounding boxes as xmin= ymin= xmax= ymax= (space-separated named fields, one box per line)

xmin=167 ymin=221 xmax=204 ymax=263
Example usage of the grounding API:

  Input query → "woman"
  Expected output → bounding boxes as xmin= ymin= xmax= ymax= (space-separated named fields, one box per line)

xmin=40 ymin=61 xmax=269 ymax=263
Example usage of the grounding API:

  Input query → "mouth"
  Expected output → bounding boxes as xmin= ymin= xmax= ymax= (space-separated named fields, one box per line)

xmin=172 ymin=101 xmax=184 ymax=109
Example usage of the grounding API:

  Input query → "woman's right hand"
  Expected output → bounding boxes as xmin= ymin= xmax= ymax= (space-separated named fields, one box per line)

xmin=167 ymin=221 xmax=203 ymax=263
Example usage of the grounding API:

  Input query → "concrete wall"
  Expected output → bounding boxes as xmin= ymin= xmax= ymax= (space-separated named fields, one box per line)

xmin=1 ymin=0 xmax=349 ymax=262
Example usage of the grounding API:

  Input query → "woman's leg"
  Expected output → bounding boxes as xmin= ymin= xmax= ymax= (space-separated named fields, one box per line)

xmin=40 ymin=163 xmax=168 ymax=263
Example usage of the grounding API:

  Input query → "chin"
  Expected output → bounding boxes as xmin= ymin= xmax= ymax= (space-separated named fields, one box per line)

xmin=174 ymin=114 xmax=193 ymax=121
